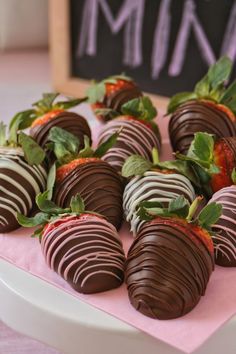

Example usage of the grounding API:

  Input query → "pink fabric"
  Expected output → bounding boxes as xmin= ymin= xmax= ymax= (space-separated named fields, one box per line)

xmin=0 ymin=111 xmax=236 ymax=353
xmin=1 ymin=220 xmax=236 ymax=354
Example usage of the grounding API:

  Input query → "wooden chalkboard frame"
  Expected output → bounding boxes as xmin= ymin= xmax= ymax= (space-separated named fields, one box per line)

xmin=49 ymin=0 xmax=168 ymax=111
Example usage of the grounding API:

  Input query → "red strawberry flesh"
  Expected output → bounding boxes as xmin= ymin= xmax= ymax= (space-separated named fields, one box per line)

xmin=56 ymin=157 xmax=101 ymax=182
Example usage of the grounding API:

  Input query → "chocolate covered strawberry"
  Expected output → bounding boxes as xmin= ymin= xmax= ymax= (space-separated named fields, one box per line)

xmin=47 ymin=127 xmax=123 ymax=229
xmin=122 ymin=150 xmax=196 ymax=236
xmin=168 ymin=56 xmax=236 ymax=154
xmin=87 ymin=74 xmax=142 ymax=122
xmin=208 ymin=185 xmax=236 ymax=267
xmin=126 ymin=196 xmax=221 ymax=319
xmin=17 ymin=194 xmax=125 ymax=294
xmin=10 ymin=93 xmax=91 ymax=152
xmin=177 ymin=132 xmax=236 ymax=194
xmin=0 ymin=121 xmax=47 ymax=232
xmin=97 ymin=96 xmax=161 ymax=172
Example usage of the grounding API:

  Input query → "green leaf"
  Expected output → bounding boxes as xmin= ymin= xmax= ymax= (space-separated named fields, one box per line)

xmin=18 ymin=132 xmax=45 ymax=165
xmin=231 ymin=168 xmax=236 ymax=184
xmin=168 ymin=196 xmax=190 ymax=218
xmin=94 ymin=108 xmax=119 ymax=119
xmin=207 ymin=56 xmax=232 ymax=90
xmin=136 ymin=206 xmax=153 ymax=221
xmin=17 ymin=212 xmax=49 ymax=227
xmin=220 ymin=80 xmax=236 ymax=104
xmin=32 ymin=226 xmax=45 ymax=240
xmin=139 ymin=200 xmax=164 ymax=209
xmin=9 ymin=109 xmax=36 ymax=130
xmin=47 ymin=164 xmax=56 ymax=200
xmin=70 ymin=194 xmax=85 ymax=213
xmin=198 ymin=202 xmax=222 ymax=229
xmin=86 ymin=81 xmax=106 ymax=104
xmin=0 ymin=122 xmax=7 ymax=146
xmin=9 ymin=110 xmax=36 ymax=144
xmin=194 ymin=75 xmax=210 ymax=98
xmin=190 ymin=132 xmax=215 ymax=162
xmin=121 ymin=96 xmax=157 ymax=121
xmin=220 ymin=80 xmax=236 ymax=114
xmin=121 ymin=155 xmax=152 ymax=178
xmin=94 ymin=129 xmax=120 ymax=158
xmin=78 ymin=136 xmax=93 ymax=158
xmin=56 ymin=97 xmax=87 ymax=110
xmin=138 ymin=197 xmax=190 ymax=220
xmin=167 ymin=92 xmax=197 ymax=114
xmin=33 ymin=93 xmax=59 ymax=112
xmin=36 ymin=191 xmax=69 ymax=214
xmin=154 ymin=160 xmax=200 ymax=187
xmin=176 ymin=152 xmax=211 ymax=170
xmin=48 ymin=127 xmax=80 ymax=163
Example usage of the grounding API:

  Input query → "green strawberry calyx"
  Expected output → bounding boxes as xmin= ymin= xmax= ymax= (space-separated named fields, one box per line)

xmin=138 ymin=195 xmax=222 ymax=232
xmin=17 ymin=192 xmax=101 ymax=240
xmin=47 ymin=126 xmax=121 ymax=166
xmin=8 ymin=93 xmax=87 ymax=140
xmin=121 ymin=148 xmax=203 ymax=189
xmin=94 ymin=96 xmax=157 ymax=124
xmin=168 ymin=56 xmax=236 ymax=115
xmin=0 ymin=121 xmax=45 ymax=165
xmin=86 ymin=74 xmax=133 ymax=104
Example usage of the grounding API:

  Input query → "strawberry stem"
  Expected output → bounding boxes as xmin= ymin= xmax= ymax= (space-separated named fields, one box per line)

xmin=152 ymin=148 xmax=159 ymax=164
xmin=186 ymin=196 xmax=203 ymax=222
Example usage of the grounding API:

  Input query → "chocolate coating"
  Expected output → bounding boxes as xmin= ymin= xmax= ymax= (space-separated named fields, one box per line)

xmin=105 ymin=85 xmax=142 ymax=112
xmin=98 ymin=117 xmax=161 ymax=172
xmin=0 ymin=147 xmax=47 ymax=232
xmin=169 ymin=100 xmax=236 ymax=154
xmin=54 ymin=160 xmax=123 ymax=229
xmin=123 ymin=171 xmax=195 ymax=236
xmin=208 ymin=186 xmax=236 ymax=267
xmin=41 ymin=215 xmax=125 ymax=294
xmin=30 ymin=111 xmax=91 ymax=150
xmin=126 ymin=218 xmax=214 ymax=319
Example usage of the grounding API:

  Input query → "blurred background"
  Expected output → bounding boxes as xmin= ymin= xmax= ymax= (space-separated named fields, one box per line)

xmin=0 ymin=0 xmax=48 ymax=50
xmin=1 ymin=2 xmax=59 ymax=353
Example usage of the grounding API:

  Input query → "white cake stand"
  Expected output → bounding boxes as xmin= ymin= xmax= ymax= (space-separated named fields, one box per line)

xmin=0 ymin=259 xmax=236 ymax=354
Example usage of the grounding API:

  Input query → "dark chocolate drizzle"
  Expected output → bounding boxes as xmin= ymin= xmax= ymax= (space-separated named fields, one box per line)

xmin=169 ymin=100 xmax=236 ymax=154
xmin=41 ymin=215 xmax=125 ymax=294
xmin=53 ymin=161 xmax=124 ymax=229
xmin=126 ymin=218 xmax=214 ymax=319
xmin=98 ymin=118 xmax=161 ymax=172
xmin=0 ymin=149 xmax=47 ymax=232
xmin=209 ymin=185 xmax=236 ymax=267
xmin=30 ymin=111 xmax=91 ymax=150
xmin=104 ymin=85 xmax=143 ymax=113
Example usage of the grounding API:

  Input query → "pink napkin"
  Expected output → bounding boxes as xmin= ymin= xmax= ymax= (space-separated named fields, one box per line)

xmin=1 ymin=114 xmax=236 ymax=353
xmin=1 ymin=222 xmax=236 ymax=354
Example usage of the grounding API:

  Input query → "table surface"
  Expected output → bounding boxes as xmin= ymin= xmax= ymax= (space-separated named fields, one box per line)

xmin=0 ymin=51 xmax=236 ymax=354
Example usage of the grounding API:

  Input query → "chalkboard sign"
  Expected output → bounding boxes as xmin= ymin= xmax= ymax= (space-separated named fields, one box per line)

xmin=50 ymin=0 xmax=236 ymax=101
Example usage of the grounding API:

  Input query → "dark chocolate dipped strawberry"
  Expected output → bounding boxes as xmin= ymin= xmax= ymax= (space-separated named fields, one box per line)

xmin=126 ymin=196 xmax=221 ymax=320
xmin=208 ymin=186 xmax=236 ymax=267
xmin=17 ymin=193 xmax=125 ymax=294
xmin=87 ymin=74 xmax=142 ymax=122
xmin=0 ymin=121 xmax=47 ymax=232
xmin=97 ymin=96 xmax=161 ymax=172
xmin=168 ymin=56 xmax=236 ymax=154
xmin=47 ymin=127 xmax=123 ymax=229
xmin=10 ymin=93 xmax=91 ymax=153
xmin=121 ymin=150 xmax=196 ymax=236
xmin=176 ymin=132 xmax=236 ymax=194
